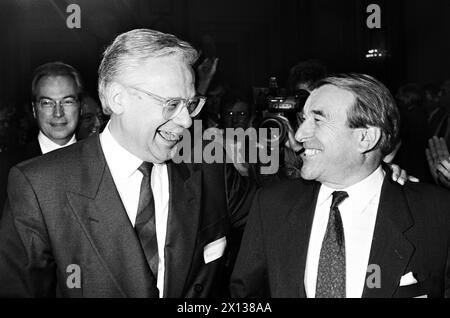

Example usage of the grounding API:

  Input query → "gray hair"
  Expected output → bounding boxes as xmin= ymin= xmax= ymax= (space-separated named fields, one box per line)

xmin=31 ymin=62 xmax=84 ymax=101
xmin=312 ymin=73 xmax=400 ymax=156
xmin=98 ymin=29 xmax=199 ymax=115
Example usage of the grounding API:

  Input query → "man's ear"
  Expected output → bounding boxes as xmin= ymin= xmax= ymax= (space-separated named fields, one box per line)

xmin=356 ymin=126 xmax=381 ymax=153
xmin=104 ymin=83 xmax=127 ymax=115
xmin=31 ymin=103 xmax=36 ymax=119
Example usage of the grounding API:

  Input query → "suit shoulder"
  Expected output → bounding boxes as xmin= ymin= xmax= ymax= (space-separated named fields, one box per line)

xmin=258 ymin=178 xmax=317 ymax=199
xmin=403 ymin=181 xmax=450 ymax=224
xmin=255 ymin=178 xmax=319 ymax=218
xmin=15 ymin=137 xmax=100 ymax=180
xmin=404 ymin=180 xmax=450 ymax=201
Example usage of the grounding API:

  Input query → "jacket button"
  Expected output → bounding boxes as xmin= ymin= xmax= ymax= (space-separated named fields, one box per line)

xmin=194 ymin=284 xmax=203 ymax=293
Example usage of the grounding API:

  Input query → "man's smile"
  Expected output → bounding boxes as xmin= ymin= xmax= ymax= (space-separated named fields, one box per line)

xmin=302 ymin=148 xmax=323 ymax=158
xmin=157 ymin=129 xmax=183 ymax=144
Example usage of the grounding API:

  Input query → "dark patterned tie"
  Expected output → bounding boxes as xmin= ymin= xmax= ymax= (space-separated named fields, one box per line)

xmin=315 ymin=191 xmax=349 ymax=298
xmin=135 ymin=162 xmax=159 ymax=279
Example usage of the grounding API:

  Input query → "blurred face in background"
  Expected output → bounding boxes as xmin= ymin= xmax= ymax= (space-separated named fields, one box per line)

xmin=0 ymin=108 xmax=12 ymax=139
xmin=33 ymin=75 xmax=81 ymax=145
xmin=77 ymin=96 xmax=105 ymax=139
xmin=295 ymin=81 xmax=313 ymax=93
xmin=222 ymin=101 xmax=250 ymax=129
xmin=206 ymin=84 xmax=226 ymax=115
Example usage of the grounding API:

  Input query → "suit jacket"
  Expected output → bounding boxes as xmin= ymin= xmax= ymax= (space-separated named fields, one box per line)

xmin=230 ymin=174 xmax=450 ymax=298
xmin=0 ymin=139 xmax=42 ymax=216
xmin=0 ymin=135 xmax=255 ymax=298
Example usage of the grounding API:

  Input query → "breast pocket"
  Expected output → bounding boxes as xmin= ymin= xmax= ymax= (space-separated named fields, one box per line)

xmin=396 ymin=279 xmax=429 ymax=298
xmin=197 ymin=217 xmax=230 ymax=264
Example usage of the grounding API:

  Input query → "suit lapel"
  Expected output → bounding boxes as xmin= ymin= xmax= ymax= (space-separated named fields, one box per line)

xmin=362 ymin=177 xmax=415 ymax=298
xmin=163 ymin=162 xmax=202 ymax=297
xmin=282 ymin=181 xmax=320 ymax=298
xmin=66 ymin=136 xmax=158 ymax=298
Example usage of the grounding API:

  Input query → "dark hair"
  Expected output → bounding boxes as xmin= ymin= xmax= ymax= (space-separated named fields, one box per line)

xmin=31 ymin=62 xmax=84 ymax=101
xmin=313 ymin=73 xmax=400 ymax=156
xmin=396 ymin=83 xmax=424 ymax=107
xmin=287 ymin=60 xmax=327 ymax=92
xmin=221 ymin=90 xmax=251 ymax=112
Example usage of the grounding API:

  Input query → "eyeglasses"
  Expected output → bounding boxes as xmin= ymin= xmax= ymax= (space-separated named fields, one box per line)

xmin=126 ymin=86 xmax=206 ymax=120
xmin=36 ymin=97 xmax=79 ymax=111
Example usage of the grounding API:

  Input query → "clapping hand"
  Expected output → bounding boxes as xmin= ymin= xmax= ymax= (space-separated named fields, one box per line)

xmin=426 ymin=136 xmax=450 ymax=188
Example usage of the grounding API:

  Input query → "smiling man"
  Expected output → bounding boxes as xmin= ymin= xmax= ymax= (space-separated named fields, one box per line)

xmin=0 ymin=62 xmax=83 ymax=213
xmin=32 ymin=66 xmax=82 ymax=150
xmin=231 ymin=74 xmax=450 ymax=298
xmin=0 ymin=29 xmax=255 ymax=298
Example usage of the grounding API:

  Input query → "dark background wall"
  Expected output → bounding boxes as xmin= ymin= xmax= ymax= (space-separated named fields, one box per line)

xmin=0 ymin=0 xmax=449 ymax=110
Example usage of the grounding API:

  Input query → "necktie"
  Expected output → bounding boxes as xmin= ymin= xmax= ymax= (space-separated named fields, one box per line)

xmin=135 ymin=162 xmax=159 ymax=279
xmin=315 ymin=191 xmax=349 ymax=298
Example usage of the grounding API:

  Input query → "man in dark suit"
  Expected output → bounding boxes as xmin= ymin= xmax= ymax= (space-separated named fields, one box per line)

xmin=0 ymin=62 xmax=83 ymax=212
xmin=230 ymin=74 xmax=450 ymax=298
xmin=0 ymin=29 xmax=255 ymax=298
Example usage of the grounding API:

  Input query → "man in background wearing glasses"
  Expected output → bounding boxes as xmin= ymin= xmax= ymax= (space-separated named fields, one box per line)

xmin=0 ymin=62 xmax=83 ymax=215
xmin=0 ymin=29 xmax=255 ymax=298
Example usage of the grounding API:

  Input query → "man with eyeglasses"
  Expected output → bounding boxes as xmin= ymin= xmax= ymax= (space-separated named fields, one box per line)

xmin=0 ymin=29 xmax=255 ymax=298
xmin=0 ymin=62 xmax=83 ymax=214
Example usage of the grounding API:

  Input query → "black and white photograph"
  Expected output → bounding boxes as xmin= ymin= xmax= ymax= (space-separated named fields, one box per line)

xmin=0 ymin=0 xmax=449 ymax=306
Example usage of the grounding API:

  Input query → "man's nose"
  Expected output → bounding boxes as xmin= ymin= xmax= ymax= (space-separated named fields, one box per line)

xmin=172 ymin=106 xmax=192 ymax=129
xmin=53 ymin=102 xmax=64 ymax=118
xmin=94 ymin=115 xmax=102 ymax=128
xmin=295 ymin=118 xmax=314 ymax=143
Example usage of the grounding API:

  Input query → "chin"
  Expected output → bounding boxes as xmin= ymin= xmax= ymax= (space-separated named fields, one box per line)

xmin=151 ymin=150 xmax=174 ymax=164
xmin=300 ymin=167 xmax=319 ymax=181
xmin=51 ymin=133 xmax=71 ymax=140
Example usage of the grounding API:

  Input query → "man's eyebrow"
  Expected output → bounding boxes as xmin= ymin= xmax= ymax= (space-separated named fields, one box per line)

xmin=37 ymin=95 xmax=77 ymax=100
xmin=311 ymin=109 xmax=328 ymax=119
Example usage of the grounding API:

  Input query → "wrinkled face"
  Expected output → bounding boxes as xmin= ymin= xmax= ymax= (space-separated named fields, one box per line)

xmin=77 ymin=97 xmax=104 ymax=139
xmin=222 ymin=101 xmax=250 ymax=129
xmin=295 ymin=85 xmax=360 ymax=186
xmin=33 ymin=75 xmax=81 ymax=145
xmin=112 ymin=56 xmax=194 ymax=163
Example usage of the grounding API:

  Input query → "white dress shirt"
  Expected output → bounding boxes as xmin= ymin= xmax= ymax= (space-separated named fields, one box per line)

xmin=100 ymin=122 xmax=169 ymax=298
xmin=304 ymin=166 xmax=385 ymax=298
xmin=37 ymin=131 xmax=76 ymax=154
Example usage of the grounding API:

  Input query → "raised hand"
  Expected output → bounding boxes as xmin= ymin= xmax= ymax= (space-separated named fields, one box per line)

xmin=426 ymin=136 xmax=450 ymax=188
xmin=197 ymin=57 xmax=219 ymax=95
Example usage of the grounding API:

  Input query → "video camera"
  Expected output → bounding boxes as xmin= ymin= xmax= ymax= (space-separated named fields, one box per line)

xmin=253 ymin=78 xmax=309 ymax=146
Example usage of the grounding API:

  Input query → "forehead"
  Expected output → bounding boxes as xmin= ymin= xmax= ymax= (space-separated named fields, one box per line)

xmin=126 ymin=56 xmax=195 ymax=97
xmin=225 ymin=101 xmax=249 ymax=112
xmin=304 ymin=84 xmax=355 ymax=117
xmin=36 ymin=75 xmax=77 ymax=97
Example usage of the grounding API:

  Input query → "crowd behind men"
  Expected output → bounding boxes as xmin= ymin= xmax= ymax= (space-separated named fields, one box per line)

xmin=0 ymin=28 xmax=449 ymax=298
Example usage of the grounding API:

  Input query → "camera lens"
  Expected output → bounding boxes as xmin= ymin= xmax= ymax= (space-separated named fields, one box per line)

xmin=258 ymin=116 xmax=287 ymax=145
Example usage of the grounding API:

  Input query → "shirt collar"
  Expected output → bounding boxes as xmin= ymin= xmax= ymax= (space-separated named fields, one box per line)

xmin=317 ymin=166 xmax=386 ymax=212
xmin=100 ymin=121 xmax=143 ymax=178
xmin=38 ymin=131 xmax=76 ymax=154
